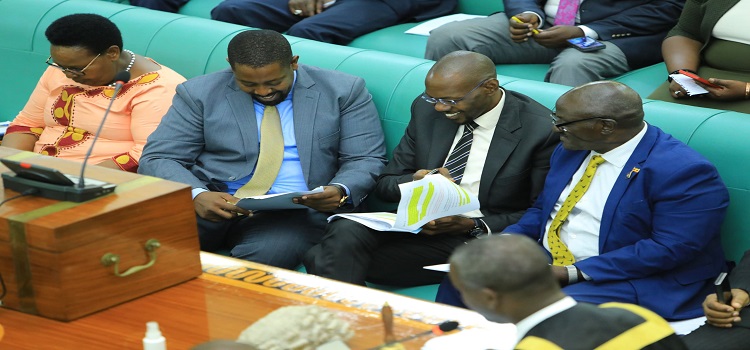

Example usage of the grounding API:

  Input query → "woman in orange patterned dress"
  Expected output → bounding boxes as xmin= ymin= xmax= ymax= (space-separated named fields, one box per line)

xmin=3 ymin=13 xmax=185 ymax=172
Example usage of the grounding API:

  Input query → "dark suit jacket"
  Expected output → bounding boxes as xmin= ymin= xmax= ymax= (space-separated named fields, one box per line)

xmin=374 ymin=90 xmax=559 ymax=232
xmin=516 ymin=302 xmax=688 ymax=349
xmin=505 ymin=0 xmax=685 ymax=68
xmin=506 ymin=124 xmax=729 ymax=320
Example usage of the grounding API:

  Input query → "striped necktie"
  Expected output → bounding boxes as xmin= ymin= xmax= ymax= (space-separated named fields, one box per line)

xmin=444 ymin=122 xmax=478 ymax=184
xmin=548 ymin=155 xmax=606 ymax=265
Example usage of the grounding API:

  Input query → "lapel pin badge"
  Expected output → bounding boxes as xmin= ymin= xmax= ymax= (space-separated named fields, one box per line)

xmin=626 ymin=167 xmax=640 ymax=179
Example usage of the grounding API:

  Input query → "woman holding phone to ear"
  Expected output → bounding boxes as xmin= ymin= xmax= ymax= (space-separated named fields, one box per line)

xmin=648 ymin=0 xmax=750 ymax=113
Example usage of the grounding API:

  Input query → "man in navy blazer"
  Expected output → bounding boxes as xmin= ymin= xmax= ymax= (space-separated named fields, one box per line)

xmin=425 ymin=0 xmax=685 ymax=86
xmin=438 ymin=81 xmax=729 ymax=321
xmin=139 ymin=30 xmax=386 ymax=269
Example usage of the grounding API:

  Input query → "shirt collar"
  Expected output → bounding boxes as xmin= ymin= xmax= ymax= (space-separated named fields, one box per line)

xmin=593 ymin=121 xmax=648 ymax=168
xmin=472 ymin=88 xmax=506 ymax=130
xmin=514 ymin=296 xmax=577 ymax=344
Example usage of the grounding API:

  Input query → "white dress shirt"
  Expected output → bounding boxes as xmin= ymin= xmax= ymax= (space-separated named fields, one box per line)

xmin=515 ymin=296 xmax=577 ymax=344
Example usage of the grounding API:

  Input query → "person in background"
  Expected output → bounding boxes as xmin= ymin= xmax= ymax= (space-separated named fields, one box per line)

xmin=682 ymin=249 xmax=750 ymax=349
xmin=424 ymin=0 xmax=684 ymax=87
xmin=437 ymin=81 xmax=730 ymax=323
xmin=449 ymin=234 xmax=688 ymax=349
xmin=139 ymin=30 xmax=386 ymax=269
xmin=304 ymin=51 xmax=558 ymax=287
xmin=648 ymin=0 xmax=750 ymax=113
xmin=3 ymin=13 xmax=185 ymax=172
xmin=210 ymin=0 xmax=457 ymax=45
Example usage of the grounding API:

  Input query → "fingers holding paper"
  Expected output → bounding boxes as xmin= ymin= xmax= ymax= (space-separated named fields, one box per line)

xmin=194 ymin=191 xmax=252 ymax=222
xmin=668 ymin=81 xmax=688 ymax=99
xmin=420 ymin=215 xmax=475 ymax=236
xmin=412 ymin=167 xmax=453 ymax=181
xmin=293 ymin=185 xmax=341 ymax=212
xmin=702 ymin=78 xmax=747 ymax=100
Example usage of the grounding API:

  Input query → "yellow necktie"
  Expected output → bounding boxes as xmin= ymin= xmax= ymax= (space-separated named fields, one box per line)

xmin=548 ymin=155 xmax=606 ymax=266
xmin=235 ymin=105 xmax=284 ymax=198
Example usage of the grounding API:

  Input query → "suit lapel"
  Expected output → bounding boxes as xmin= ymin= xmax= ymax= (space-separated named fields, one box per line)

xmin=479 ymin=92 xmax=522 ymax=205
xmin=291 ymin=67 xmax=318 ymax=184
xmin=226 ymin=81 xmax=259 ymax=166
xmin=429 ymin=115 xmax=459 ymax=168
xmin=599 ymin=124 xmax=658 ymax=250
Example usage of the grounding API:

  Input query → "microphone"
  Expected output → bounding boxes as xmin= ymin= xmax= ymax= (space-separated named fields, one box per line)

xmin=368 ymin=321 xmax=459 ymax=350
xmin=77 ymin=70 xmax=131 ymax=189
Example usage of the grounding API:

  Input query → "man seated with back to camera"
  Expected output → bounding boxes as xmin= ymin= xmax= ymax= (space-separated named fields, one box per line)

xmin=139 ymin=30 xmax=386 ymax=269
xmin=437 ymin=81 xmax=730 ymax=323
xmin=304 ymin=51 xmax=559 ymax=287
xmin=449 ymin=234 xmax=688 ymax=349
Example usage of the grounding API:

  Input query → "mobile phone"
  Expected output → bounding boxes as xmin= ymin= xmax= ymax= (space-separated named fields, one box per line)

xmin=715 ymin=272 xmax=732 ymax=304
xmin=567 ymin=36 xmax=605 ymax=52
xmin=677 ymin=70 xmax=722 ymax=89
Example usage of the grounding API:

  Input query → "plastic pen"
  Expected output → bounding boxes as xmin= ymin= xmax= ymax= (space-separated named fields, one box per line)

xmin=511 ymin=16 xmax=540 ymax=34
xmin=426 ymin=168 xmax=440 ymax=175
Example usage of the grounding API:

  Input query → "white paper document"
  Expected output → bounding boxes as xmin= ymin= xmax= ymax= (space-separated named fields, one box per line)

xmin=405 ymin=14 xmax=486 ymax=36
xmin=423 ymin=263 xmax=450 ymax=272
xmin=236 ymin=186 xmax=324 ymax=210
xmin=328 ymin=174 xmax=479 ymax=232
xmin=669 ymin=73 xmax=709 ymax=96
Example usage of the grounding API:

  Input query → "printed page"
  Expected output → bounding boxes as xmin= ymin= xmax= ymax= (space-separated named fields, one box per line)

xmin=328 ymin=212 xmax=420 ymax=233
xmin=236 ymin=186 xmax=324 ymax=210
xmin=669 ymin=73 xmax=709 ymax=96
xmin=394 ymin=174 xmax=479 ymax=231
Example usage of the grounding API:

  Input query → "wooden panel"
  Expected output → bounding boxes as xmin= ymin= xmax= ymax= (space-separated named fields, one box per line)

xmin=0 ymin=253 xmax=505 ymax=350
xmin=0 ymin=147 xmax=202 ymax=320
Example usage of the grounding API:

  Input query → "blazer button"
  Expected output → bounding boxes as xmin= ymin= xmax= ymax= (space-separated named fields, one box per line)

xmin=229 ymin=176 xmax=236 ymax=180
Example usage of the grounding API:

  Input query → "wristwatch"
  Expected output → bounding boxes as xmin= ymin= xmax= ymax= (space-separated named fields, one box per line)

xmin=331 ymin=184 xmax=349 ymax=208
xmin=468 ymin=218 xmax=486 ymax=238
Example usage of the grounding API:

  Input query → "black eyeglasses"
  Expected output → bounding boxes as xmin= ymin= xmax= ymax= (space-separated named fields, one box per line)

xmin=45 ymin=53 xmax=100 ymax=77
xmin=421 ymin=78 xmax=492 ymax=106
xmin=549 ymin=113 xmax=602 ymax=131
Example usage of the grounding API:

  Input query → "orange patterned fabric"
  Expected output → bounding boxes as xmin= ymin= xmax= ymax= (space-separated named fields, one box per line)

xmin=8 ymin=59 xmax=185 ymax=172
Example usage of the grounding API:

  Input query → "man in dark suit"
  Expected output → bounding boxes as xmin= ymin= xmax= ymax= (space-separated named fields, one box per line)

xmin=303 ymin=51 xmax=559 ymax=286
xmin=438 ymin=81 xmax=729 ymax=321
xmin=682 ymin=249 xmax=750 ymax=349
xmin=139 ymin=30 xmax=386 ymax=269
xmin=425 ymin=0 xmax=685 ymax=86
xmin=449 ymin=234 xmax=687 ymax=349
xmin=210 ymin=0 xmax=457 ymax=45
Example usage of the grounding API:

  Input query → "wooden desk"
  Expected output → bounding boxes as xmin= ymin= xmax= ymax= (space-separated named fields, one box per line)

xmin=1 ymin=253 xmax=497 ymax=349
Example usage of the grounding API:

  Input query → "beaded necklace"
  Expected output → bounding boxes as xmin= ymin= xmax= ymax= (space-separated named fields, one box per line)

xmin=108 ymin=49 xmax=136 ymax=87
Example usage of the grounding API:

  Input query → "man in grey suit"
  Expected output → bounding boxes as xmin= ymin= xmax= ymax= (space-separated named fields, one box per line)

xmin=304 ymin=51 xmax=559 ymax=286
xmin=139 ymin=30 xmax=387 ymax=269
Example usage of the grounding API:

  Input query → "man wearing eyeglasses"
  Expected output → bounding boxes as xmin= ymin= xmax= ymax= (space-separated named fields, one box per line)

xmin=438 ymin=81 xmax=729 ymax=322
xmin=304 ymin=51 xmax=559 ymax=287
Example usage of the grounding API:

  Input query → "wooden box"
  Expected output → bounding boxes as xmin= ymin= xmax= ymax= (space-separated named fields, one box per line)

xmin=0 ymin=149 xmax=202 ymax=321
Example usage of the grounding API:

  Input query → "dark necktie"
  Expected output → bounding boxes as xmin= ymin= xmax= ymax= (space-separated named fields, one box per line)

xmin=444 ymin=122 xmax=478 ymax=184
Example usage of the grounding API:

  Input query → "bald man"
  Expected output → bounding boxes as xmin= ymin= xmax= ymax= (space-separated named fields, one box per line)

xmin=439 ymin=81 xmax=729 ymax=322
xmin=450 ymin=234 xmax=687 ymax=349
xmin=304 ymin=51 xmax=559 ymax=287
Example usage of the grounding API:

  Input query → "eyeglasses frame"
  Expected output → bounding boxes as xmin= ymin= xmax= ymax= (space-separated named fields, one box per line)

xmin=45 ymin=53 xmax=101 ymax=77
xmin=421 ymin=78 xmax=493 ymax=106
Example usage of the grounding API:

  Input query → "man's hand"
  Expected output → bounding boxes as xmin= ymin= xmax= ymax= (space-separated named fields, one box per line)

xmin=551 ymin=265 xmax=569 ymax=286
xmin=412 ymin=167 xmax=452 ymax=181
xmin=288 ymin=0 xmax=327 ymax=17
xmin=194 ymin=192 xmax=252 ymax=222
xmin=703 ymin=79 xmax=748 ymax=100
xmin=704 ymin=288 xmax=750 ymax=328
xmin=509 ymin=13 xmax=540 ymax=43
xmin=419 ymin=216 xmax=474 ymax=236
xmin=533 ymin=26 xmax=584 ymax=48
xmin=293 ymin=185 xmax=343 ymax=212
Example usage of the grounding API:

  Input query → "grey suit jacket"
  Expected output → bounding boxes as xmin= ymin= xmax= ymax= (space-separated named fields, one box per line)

xmin=374 ymin=90 xmax=559 ymax=231
xmin=139 ymin=65 xmax=387 ymax=207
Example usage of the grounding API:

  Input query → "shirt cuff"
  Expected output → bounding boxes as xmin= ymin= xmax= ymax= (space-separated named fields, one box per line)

xmin=192 ymin=188 xmax=209 ymax=200
xmin=577 ymin=25 xmax=598 ymax=40
xmin=330 ymin=182 xmax=352 ymax=204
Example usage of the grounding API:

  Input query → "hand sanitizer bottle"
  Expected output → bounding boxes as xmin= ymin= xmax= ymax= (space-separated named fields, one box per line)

xmin=143 ymin=321 xmax=167 ymax=350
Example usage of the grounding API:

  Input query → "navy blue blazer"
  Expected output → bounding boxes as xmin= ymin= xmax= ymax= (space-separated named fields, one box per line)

xmin=505 ymin=124 xmax=729 ymax=320
xmin=505 ymin=0 xmax=685 ymax=68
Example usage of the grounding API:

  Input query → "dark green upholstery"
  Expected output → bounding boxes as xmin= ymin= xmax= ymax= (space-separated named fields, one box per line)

xmin=3 ymin=0 xmax=749 ymax=302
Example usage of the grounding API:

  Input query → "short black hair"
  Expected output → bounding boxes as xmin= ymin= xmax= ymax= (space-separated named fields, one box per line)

xmin=45 ymin=13 xmax=123 ymax=54
xmin=227 ymin=30 xmax=293 ymax=68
